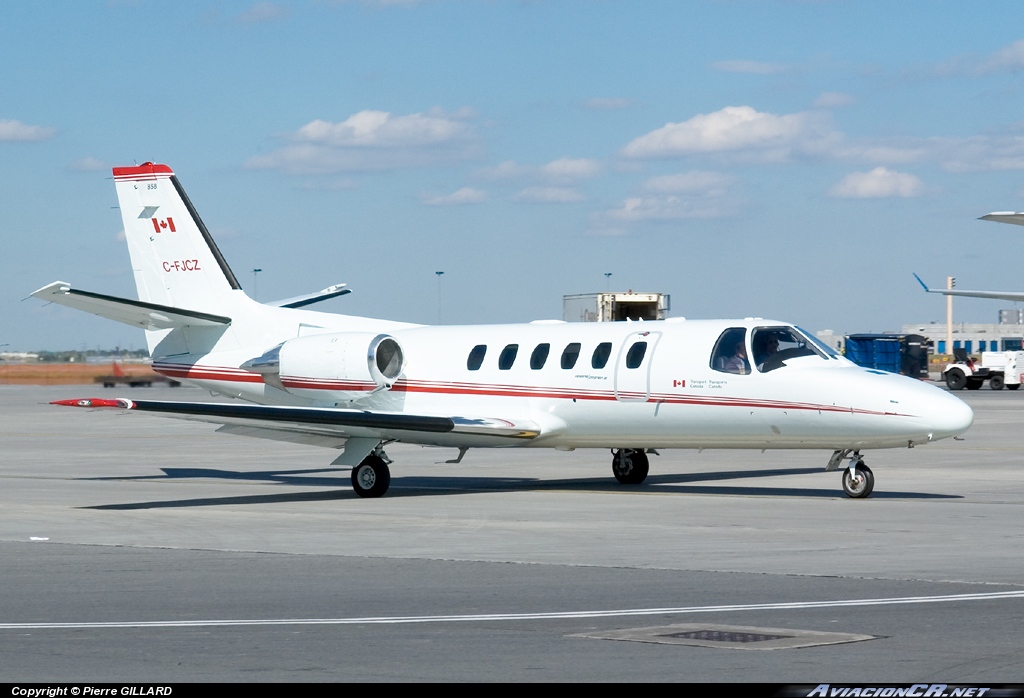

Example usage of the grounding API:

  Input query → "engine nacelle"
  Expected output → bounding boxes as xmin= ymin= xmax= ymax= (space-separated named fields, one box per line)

xmin=248 ymin=332 xmax=405 ymax=402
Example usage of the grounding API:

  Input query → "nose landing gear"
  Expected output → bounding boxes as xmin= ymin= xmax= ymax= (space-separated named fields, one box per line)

xmin=828 ymin=449 xmax=875 ymax=498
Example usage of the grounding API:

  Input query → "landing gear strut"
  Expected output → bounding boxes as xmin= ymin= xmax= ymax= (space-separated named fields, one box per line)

xmin=351 ymin=452 xmax=391 ymax=498
xmin=828 ymin=449 xmax=874 ymax=499
xmin=612 ymin=448 xmax=649 ymax=485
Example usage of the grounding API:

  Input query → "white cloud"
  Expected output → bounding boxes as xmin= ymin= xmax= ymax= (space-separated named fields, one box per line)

xmin=422 ymin=187 xmax=486 ymax=206
xmin=475 ymin=157 xmax=602 ymax=183
xmin=978 ymin=39 xmax=1024 ymax=74
xmin=68 ymin=157 xmax=107 ymax=172
xmin=539 ymin=157 xmax=602 ymax=181
xmin=643 ymin=170 xmax=733 ymax=194
xmin=829 ymin=167 xmax=924 ymax=198
xmin=582 ymin=97 xmax=631 ymax=110
xmin=237 ymin=2 xmax=288 ymax=23
xmin=814 ymin=92 xmax=855 ymax=108
xmin=622 ymin=106 xmax=832 ymax=161
xmin=712 ymin=60 xmax=790 ymax=75
xmin=300 ymin=177 xmax=358 ymax=191
xmin=603 ymin=195 xmax=733 ymax=222
xmin=597 ymin=171 xmax=738 ymax=224
xmin=513 ymin=186 xmax=585 ymax=204
xmin=247 ymin=108 xmax=479 ymax=174
xmin=620 ymin=104 xmax=1024 ymax=173
xmin=0 ymin=119 xmax=56 ymax=142
xmin=294 ymin=109 xmax=471 ymax=147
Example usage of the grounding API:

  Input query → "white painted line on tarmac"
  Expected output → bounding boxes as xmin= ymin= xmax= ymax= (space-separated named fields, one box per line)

xmin=2 ymin=589 xmax=1023 ymax=630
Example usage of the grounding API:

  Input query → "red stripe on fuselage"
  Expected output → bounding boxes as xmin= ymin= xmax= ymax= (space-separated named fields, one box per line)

xmin=152 ymin=365 xmax=909 ymax=417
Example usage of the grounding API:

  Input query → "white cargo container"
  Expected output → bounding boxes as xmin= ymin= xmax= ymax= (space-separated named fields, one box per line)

xmin=563 ymin=292 xmax=670 ymax=322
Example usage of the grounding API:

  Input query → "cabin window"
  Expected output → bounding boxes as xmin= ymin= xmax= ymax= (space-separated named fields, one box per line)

xmin=625 ymin=341 xmax=647 ymax=369
xmin=498 ymin=344 xmax=519 ymax=370
xmin=561 ymin=342 xmax=581 ymax=369
xmin=530 ymin=343 xmax=550 ymax=370
xmin=467 ymin=344 xmax=487 ymax=371
xmin=711 ymin=327 xmax=749 ymax=375
xmin=592 ymin=342 xmax=612 ymax=369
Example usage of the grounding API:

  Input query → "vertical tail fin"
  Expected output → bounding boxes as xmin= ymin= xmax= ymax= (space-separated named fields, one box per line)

xmin=114 ymin=163 xmax=242 ymax=311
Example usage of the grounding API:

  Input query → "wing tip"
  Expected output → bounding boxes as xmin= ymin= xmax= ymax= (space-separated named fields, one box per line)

xmin=51 ymin=398 xmax=133 ymax=409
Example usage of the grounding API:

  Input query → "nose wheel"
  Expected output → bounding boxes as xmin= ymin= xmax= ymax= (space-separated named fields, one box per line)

xmin=612 ymin=448 xmax=649 ymax=485
xmin=841 ymin=462 xmax=874 ymax=498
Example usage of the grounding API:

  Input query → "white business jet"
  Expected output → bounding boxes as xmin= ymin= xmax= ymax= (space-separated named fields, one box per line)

xmin=33 ymin=163 xmax=973 ymax=499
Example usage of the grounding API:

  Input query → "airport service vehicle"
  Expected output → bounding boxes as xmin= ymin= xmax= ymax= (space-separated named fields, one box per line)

xmin=563 ymin=292 xmax=669 ymax=322
xmin=943 ymin=348 xmax=1024 ymax=391
xmin=94 ymin=361 xmax=180 ymax=389
xmin=33 ymin=163 xmax=974 ymax=499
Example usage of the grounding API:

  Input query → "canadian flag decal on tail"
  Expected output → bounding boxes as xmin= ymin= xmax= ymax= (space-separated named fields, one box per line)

xmin=151 ymin=217 xmax=176 ymax=233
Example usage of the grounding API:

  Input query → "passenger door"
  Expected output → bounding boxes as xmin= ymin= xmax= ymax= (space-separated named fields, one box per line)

xmin=614 ymin=331 xmax=661 ymax=402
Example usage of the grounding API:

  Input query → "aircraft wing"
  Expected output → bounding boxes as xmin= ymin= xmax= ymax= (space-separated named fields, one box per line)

xmin=31 ymin=281 xmax=231 ymax=330
xmin=980 ymin=211 xmax=1024 ymax=227
xmin=51 ymin=398 xmax=542 ymax=448
xmin=912 ymin=273 xmax=1024 ymax=303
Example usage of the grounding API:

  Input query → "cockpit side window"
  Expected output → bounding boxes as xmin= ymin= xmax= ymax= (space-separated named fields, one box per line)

xmin=752 ymin=326 xmax=823 ymax=372
xmin=711 ymin=328 xmax=749 ymax=375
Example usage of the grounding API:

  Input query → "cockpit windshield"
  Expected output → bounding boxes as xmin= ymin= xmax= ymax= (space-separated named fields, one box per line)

xmin=752 ymin=326 xmax=829 ymax=373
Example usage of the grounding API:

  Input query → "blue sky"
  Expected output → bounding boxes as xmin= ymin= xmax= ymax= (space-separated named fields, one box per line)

xmin=4 ymin=0 xmax=1024 ymax=350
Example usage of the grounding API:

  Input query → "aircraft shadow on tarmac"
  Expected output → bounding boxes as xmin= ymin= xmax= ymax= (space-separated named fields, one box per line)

xmin=81 ymin=465 xmax=960 ymax=510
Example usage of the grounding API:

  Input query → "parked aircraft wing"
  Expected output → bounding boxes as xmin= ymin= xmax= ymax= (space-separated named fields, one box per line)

xmin=980 ymin=211 xmax=1024 ymax=226
xmin=912 ymin=273 xmax=1024 ymax=303
xmin=30 ymin=282 xmax=231 ymax=330
xmin=50 ymin=398 xmax=542 ymax=441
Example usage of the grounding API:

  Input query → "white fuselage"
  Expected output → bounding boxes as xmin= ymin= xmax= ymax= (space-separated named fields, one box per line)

xmin=148 ymin=294 xmax=973 ymax=452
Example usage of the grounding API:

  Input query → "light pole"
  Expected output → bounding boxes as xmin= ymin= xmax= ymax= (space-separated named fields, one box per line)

xmin=604 ymin=272 xmax=612 ymax=291
xmin=435 ymin=271 xmax=445 ymax=325
xmin=252 ymin=268 xmax=262 ymax=302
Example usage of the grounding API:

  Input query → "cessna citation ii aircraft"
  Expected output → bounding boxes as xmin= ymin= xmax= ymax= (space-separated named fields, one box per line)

xmin=33 ymin=163 xmax=974 ymax=499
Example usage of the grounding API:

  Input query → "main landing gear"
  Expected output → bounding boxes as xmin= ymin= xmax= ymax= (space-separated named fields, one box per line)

xmin=351 ymin=451 xmax=391 ymax=498
xmin=611 ymin=448 xmax=650 ymax=485
xmin=827 ymin=449 xmax=874 ymax=499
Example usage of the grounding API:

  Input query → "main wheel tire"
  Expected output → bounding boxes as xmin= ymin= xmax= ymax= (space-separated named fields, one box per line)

xmin=351 ymin=455 xmax=391 ymax=498
xmin=945 ymin=369 xmax=966 ymax=390
xmin=612 ymin=449 xmax=650 ymax=485
xmin=842 ymin=464 xmax=874 ymax=499
xmin=990 ymin=375 xmax=1005 ymax=390
xmin=967 ymin=378 xmax=984 ymax=390
xmin=1009 ymin=384 xmax=1020 ymax=391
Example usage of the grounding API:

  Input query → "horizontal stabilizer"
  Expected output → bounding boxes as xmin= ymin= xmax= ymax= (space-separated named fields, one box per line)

xmin=270 ymin=283 xmax=351 ymax=309
xmin=31 ymin=281 xmax=232 ymax=330
xmin=51 ymin=398 xmax=542 ymax=441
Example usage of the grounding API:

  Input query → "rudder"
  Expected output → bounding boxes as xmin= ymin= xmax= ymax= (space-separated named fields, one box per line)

xmin=114 ymin=163 xmax=242 ymax=311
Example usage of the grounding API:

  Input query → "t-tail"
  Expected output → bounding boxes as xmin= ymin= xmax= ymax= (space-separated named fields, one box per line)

xmin=114 ymin=163 xmax=243 ymax=311
xmin=32 ymin=163 xmax=369 ymax=360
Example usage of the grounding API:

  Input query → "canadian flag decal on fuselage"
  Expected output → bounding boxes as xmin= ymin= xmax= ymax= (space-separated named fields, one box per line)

xmin=151 ymin=217 xmax=176 ymax=233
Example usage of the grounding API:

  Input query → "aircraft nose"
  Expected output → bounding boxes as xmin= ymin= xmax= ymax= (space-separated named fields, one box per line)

xmin=920 ymin=386 xmax=974 ymax=440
